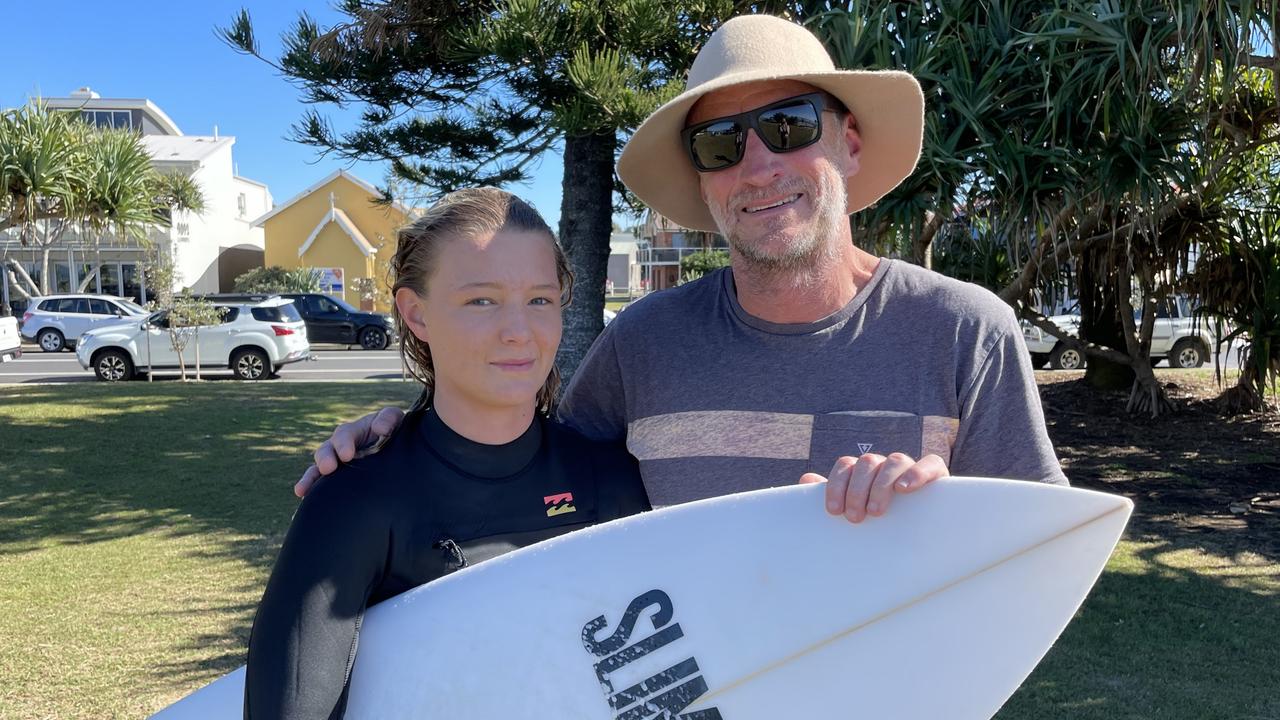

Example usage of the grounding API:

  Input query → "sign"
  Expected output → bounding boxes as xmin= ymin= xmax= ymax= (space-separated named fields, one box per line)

xmin=318 ymin=267 xmax=345 ymax=295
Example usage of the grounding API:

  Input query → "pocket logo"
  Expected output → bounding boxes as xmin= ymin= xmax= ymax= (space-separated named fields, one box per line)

xmin=857 ymin=442 xmax=874 ymax=454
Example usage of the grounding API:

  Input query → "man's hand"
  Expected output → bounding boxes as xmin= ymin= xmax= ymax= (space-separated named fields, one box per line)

xmin=799 ymin=452 xmax=948 ymax=523
xmin=295 ymin=407 xmax=407 ymax=497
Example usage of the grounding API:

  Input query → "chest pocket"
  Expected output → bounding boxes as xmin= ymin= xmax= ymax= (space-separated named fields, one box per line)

xmin=807 ymin=411 xmax=924 ymax=474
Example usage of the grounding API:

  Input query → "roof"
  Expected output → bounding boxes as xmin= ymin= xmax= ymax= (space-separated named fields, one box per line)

xmin=44 ymin=96 xmax=183 ymax=136
xmin=297 ymin=208 xmax=376 ymax=258
xmin=141 ymin=135 xmax=234 ymax=164
xmin=233 ymin=175 xmax=270 ymax=189
xmin=249 ymin=169 xmax=415 ymax=227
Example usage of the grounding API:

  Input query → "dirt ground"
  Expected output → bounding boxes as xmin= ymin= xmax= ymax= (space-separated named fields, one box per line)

xmin=1036 ymin=370 xmax=1280 ymax=561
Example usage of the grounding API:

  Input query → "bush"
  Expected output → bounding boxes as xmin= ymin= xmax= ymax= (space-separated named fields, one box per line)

xmin=234 ymin=266 xmax=322 ymax=293
xmin=679 ymin=250 xmax=731 ymax=284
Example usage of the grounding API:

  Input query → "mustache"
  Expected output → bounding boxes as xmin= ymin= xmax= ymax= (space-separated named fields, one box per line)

xmin=729 ymin=177 xmax=813 ymax=213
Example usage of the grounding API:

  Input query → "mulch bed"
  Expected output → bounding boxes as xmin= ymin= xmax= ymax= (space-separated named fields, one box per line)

xmin=1036 ymin=371 xmax=1279 ymax=561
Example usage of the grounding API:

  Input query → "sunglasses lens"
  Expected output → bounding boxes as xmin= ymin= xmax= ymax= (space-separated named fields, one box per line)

xmin=689 ymin=120 xmax=743 ymax=171
xmin=757 ymin=101 xmax=821 ymax=151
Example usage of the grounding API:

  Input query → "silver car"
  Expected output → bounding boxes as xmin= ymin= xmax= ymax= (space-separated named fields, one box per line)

xmin=20 ymin=294 xmax=149 ymax=352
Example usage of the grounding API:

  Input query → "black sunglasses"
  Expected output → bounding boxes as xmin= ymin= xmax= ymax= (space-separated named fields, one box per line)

xmin=681 ymin=92 xmax=843 ymax=172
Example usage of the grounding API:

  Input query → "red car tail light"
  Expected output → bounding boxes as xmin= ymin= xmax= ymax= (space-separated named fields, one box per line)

xmin=271 ymin=325 xmax=295 ymax=336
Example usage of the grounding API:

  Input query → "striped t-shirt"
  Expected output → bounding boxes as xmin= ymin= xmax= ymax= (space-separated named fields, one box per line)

xmin=558 ymin=259 xmax=1067 ymax=508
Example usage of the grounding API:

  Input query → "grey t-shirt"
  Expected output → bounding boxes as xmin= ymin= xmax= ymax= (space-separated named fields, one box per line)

xmin=558 ymin=259 xmax=1067 ymax=507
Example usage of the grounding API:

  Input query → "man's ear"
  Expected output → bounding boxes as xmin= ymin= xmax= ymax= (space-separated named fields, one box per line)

xmin=841 ymin=113 xmax=862 ymax=178
xmin=395 ymin=287 xmax=429 ymax=343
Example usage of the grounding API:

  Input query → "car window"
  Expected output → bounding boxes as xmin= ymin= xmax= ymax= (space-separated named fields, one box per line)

xmin=73 ymin=298 xmax=91 ymax=314
xmin=220 ymin=307 xmax=239 ymax=323
xmin=330 ymin=296 xmax=359 ymax=314
xmin=250 ymin=306 xmax=281 ymax=322
xmin=38 ymin=299 xmax=56 ymax=312
xmin=148 ymin=311 xmax=171 ymax=329
xmin=318 ymin=297 xmax=341 ymax=314
xmin=52 ymin=298 xmax=76 ymax=312
xmin=277 ymin=302 xmax=303 ymax=323
xmin=116 ymin=298 xmax=147 ymax=314
xmin=89 ymin=299 xmax=114 ymax=315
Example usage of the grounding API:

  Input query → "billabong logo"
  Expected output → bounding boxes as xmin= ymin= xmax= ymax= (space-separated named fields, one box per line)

xmin=581 ymin=589 xmax=723 ymax=719
xmin=544 ymin=492 xmax=576 ymax=517
xmin=857 ymin=442 xmax=874 ymax=454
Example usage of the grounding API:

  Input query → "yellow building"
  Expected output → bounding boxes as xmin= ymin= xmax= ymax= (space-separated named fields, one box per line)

xmin=251 ymin=170 xmax=414 ymax=312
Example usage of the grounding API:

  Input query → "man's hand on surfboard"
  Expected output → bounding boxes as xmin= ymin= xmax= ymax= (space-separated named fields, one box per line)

xmin=801 ymin=453 xmax=949 ymax=523
xmin=296 ymin=407 xmax=406 ymax=497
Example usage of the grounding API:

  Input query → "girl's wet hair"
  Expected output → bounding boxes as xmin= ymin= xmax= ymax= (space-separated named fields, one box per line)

xmin=390 ymin=187 xmax=573 ymax=414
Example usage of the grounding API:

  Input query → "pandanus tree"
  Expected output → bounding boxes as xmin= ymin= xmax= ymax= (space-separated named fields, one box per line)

xmin=812 ymin=0 xmax=1280 ymax=416
xmin=0 ymin=102 xmax=205 ymax=296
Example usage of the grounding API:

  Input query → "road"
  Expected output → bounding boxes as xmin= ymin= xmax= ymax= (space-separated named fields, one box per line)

xmin=0 ymin=344 xmax=411 ymax=384
xmin=1 ymin=340 xmax=1248 ymax=385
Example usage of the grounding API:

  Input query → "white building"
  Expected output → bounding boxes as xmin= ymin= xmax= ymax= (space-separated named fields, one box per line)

xmin=1 ymin=87 xmax=271 ymax=310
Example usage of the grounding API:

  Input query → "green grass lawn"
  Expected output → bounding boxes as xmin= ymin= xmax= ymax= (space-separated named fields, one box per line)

xmin=1 ymin=382 xmax=1277 ymax=718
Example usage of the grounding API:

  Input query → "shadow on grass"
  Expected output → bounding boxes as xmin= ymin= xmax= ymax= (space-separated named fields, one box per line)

xmin=0 ymin=382 xmax=419 ymax=556
xmin=1040 ymin=379 xmax=1280 ymax=565
xmin=998 ymin=536 xmax=1280 ymax=720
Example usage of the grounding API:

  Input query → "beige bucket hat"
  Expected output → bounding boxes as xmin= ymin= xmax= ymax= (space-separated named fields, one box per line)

xmin=617 ymin=14 xmax=924 ymax=233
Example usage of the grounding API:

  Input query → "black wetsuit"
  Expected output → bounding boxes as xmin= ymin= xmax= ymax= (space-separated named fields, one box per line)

xmin=244 ymin=408 xmax=650 ymax=719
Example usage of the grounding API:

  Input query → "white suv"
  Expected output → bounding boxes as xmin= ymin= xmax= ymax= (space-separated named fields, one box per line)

xmin=20 ymin=294 xmax=150 ymax=352
xmin=1022 ymin=296 xmax=1215 ymax=369
xmin=76 ymin=297 xmax=310 ymax=381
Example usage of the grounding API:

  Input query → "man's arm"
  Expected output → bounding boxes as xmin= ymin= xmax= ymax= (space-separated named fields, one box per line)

xmin=951 ymin=314 xmax=1068 ymax=485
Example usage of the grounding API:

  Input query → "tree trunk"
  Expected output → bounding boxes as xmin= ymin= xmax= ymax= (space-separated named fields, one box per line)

xmin=77 ymin=243 xmax=104 ymax=293
xmin=5 ymin=260 xmax=40 ymax=297
xmin=1078 ymin=247 xmax=1134 ymax=390
xmin=40 ymin=246 xmax=53 ymax=295
xmin=911 ymin=210 xmax=945 ymax=269
xmin=555 ymin=131 xmax=617 ymax=386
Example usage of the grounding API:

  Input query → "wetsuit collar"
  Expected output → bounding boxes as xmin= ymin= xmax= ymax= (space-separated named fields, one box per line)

xmin=421 ymin=406 xmax=543 ymax=480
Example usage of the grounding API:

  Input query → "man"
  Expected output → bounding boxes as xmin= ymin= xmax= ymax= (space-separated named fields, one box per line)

xmin=301 ymin=14 xmax=1066 ymax=519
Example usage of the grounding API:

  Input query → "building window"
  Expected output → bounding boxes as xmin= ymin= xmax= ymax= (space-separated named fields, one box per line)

xmin=79 ymin=110 xmax=133 ymax=130
xmin=237 ymin=193 xmax=247 ymax=218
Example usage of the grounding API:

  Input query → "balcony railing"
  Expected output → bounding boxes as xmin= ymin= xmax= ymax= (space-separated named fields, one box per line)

xmin=637 ymin=246 xmax=724 ymax=266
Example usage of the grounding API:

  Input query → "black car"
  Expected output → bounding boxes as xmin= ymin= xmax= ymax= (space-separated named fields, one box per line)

xmin=279 ymin=293 xmax=397 ymax=350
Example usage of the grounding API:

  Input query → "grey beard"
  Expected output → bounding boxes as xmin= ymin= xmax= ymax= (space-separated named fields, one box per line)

xmin=715 ymin=169 xmax=848 ymax=289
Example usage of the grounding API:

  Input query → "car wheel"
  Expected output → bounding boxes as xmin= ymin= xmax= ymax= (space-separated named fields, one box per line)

xmin=232 ymin=348 xmax=270 ymax=380
xmin=1171 ymin=339 xmax=1206 ymax=369
xmin=94 ymin=349 xmax=134 ymax=382
xmin=1049 ymin=343 xmax=1086 ymax=370
xmin=359 ymin=326 xmax=389 ymax=350
xmin=38 ymin=329 xmax=65 ymax=352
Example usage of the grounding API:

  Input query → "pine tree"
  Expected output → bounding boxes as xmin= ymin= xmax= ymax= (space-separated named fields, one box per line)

xmin=219 ymin=0 xmax=792 ymax=379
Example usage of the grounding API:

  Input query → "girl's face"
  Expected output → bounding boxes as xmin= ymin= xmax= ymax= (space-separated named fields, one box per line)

xmin=397 ymin=228 xmax=563 ymax=414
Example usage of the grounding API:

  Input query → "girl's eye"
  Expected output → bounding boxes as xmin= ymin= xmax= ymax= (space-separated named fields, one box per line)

xmin=530 ymin=297 xmax=555 ymax=306
xmin=466 ymin=298 xmax=495 ymax=306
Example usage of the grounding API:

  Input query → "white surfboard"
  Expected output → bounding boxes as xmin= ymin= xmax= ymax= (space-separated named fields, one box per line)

xmin=151 ymin=477 xmax=1131 ymax=719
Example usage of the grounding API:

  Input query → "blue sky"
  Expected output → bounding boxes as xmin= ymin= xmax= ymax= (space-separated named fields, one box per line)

xmin=1 ymin=0 xmax=568 ymax=226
